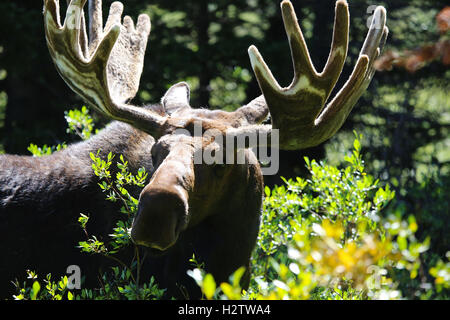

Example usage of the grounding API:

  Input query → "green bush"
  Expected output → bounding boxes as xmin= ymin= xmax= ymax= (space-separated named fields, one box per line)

xmin=192 ymin=133 xmax=448 ymax=300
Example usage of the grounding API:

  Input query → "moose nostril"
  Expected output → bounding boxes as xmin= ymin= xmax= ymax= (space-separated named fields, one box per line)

xmin=130 ymin=189 xmax=188 ymax=250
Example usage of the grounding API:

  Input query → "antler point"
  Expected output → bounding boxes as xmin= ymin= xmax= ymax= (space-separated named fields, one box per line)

xmin=360 ymin=54 xmax=370 ymax=63
xmin=43 ymin=0 xmax=59 ymax=24
xmin=137 ymin=14 xmax=151 ymax=34
xmin=336 ymin=0 xmax=348 ymax=7
xmin=248 ymin=46 xmax=266 ymax=75
xmin=111 ymin=1 xmax=124 ymax=11
xmin=280 ymin=0 xmax=294 ymax=14
xmin=373 ymin=6 xmax=387 ymax=22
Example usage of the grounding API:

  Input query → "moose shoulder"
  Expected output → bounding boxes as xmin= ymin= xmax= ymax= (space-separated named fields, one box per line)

xmin=0 ymin=0 xmax=388 ymax=299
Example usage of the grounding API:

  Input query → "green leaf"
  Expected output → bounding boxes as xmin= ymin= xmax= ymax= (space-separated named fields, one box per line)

xmin=220 ymin=283 xmax=235 ymax=299
xmin=353 ymin=138 xmax=361 ymax=152
xmin=31 ymin=281 xmax=41 ymax=300
xmin=398 ymin=236 xmax=407 ymax=251
xmin=232 ymin=267 xmax=246 ymax=288
xmin=202 ymin=274 xmax=216 ymax=299
xmin=264 ymin=186 xmax=271 ymax=197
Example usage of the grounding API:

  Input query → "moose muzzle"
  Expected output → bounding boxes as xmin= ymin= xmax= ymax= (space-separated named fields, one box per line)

xmin=131 ymin=185 xmax=189 ymax=251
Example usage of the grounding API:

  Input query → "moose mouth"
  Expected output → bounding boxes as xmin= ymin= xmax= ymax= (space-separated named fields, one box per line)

xmin=130 ymin=219 xmax=181 ymax=252
xmin=147 ymin=247 xmax=167 ymax=256
xmin=131 ymin=230 xmax=180 ymax=251
xmin=130 ymin=185 xmax=189 ymax=252
xmin=144 ymin=244 xmax=176 ymax=257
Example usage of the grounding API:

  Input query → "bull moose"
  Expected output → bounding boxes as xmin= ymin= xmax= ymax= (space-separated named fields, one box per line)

xmin=0 ymin=0 xmax=388 ymax=299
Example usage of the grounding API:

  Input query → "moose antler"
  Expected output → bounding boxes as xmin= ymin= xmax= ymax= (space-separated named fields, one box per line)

xmin=44 ymin=0 xmax=388 ymax=153
xmin=43 ymin=0 xmax=167 ymax=136
xmin=231 ymin=0 xmax=389 ymax=150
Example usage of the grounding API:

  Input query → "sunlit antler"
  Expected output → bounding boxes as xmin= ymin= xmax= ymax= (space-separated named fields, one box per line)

xmin=43 ymin=0 xmax=166 ymax=136
xmin=236 ymin=0 xmax=388 ymax=150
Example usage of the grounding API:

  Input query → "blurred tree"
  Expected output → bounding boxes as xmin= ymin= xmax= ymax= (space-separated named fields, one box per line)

xmin=375 ymin=7 xmax=450 ymax=72
xmin=324 ymin=0 xmax=450 ymax=258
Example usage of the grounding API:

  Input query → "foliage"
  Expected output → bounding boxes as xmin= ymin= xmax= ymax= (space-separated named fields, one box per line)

xmin=13 ymin=270 xmax=74 ymax=301
xmin=27 ymin=142 xmax=67 ymax=157
xmin=76 ymin=151 xmax=166 ymax=300
xmin=84 ymin=151 xmax=147 ymax=254
xmin=26 ymin=106 xmax=96 ymax=156
xmin=65 ymin=106 xmax=97 ymax=140
xmin=191 ymin=135 xmax=447 ymax=300
xmin=429 ymin=252 xmax=450 ymax=293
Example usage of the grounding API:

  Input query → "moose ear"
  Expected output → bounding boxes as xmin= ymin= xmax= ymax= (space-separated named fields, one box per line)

xmin=162 ymin=82 xmax=191 ymax=115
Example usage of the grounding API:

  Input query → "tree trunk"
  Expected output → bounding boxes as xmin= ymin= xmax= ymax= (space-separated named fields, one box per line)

xmin=196 ymin=0 xmax=211 ymax=108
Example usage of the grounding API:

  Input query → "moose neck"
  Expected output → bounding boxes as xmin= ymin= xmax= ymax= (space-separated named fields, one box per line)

xmin=0 ymin=121 xmax=155 ymax=210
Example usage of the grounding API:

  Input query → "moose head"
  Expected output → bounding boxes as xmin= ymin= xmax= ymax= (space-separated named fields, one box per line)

xmin=43 ymin=0 xmax=388 ymax=254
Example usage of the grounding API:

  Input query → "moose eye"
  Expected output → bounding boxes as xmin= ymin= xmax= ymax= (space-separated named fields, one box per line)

xmin=151 ymin=143 xmax=171 ymax=168
xmin=150 ymin=148 xmax=160 ymax=166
